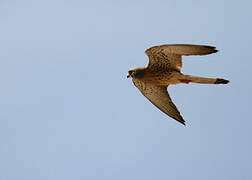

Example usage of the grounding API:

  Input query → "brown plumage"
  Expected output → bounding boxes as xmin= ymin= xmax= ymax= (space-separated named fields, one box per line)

xmin=127 ymin=44 xmax=229 ymax=125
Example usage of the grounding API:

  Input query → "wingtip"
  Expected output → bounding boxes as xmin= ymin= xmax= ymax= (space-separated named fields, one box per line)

xmin=202 ymin=45 xmax=218 ymax=54
xmin=181 ymin=121 xmax=186 ymax=126
xmin=177 ymin=117 xmax=186 ymax=126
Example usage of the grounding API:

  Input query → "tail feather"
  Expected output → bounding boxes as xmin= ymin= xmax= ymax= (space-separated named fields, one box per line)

xmin=180 ymin=75 xmax=229 ymax=85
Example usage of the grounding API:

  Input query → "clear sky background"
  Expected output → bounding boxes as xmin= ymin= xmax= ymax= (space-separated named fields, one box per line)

xmin=0 ymin=0 xmax=251 ymax=179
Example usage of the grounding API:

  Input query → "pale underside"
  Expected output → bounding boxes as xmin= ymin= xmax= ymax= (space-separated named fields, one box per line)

xmin=133 ymin=44 xmax=218 ymax=125
xmin=133 ymin=78 xmax=185 ymax=125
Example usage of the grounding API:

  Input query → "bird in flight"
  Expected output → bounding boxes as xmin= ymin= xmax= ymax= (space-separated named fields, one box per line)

xmin=127 ymin=44 xmax=229 ymax=125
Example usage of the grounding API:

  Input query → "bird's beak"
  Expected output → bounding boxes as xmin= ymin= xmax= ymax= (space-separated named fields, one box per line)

xmin=127 ymin=72 xmax=131 ymax=78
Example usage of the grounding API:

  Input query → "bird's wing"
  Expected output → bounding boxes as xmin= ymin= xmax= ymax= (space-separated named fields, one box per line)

xmin=145 ymin=44 xmax=218 ymax=71
xmin=133 ymin=79 xmax=185 ymax=125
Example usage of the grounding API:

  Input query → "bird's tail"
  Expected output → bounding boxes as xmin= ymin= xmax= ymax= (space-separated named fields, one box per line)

xmin=179 ymin=75 xmax=229 ymax=84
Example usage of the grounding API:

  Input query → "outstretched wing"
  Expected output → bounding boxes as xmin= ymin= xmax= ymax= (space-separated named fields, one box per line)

xmin=133 ymin=79 xmax=185 ymax=125
xmin=145 ymin=44 xmax=218 ymax=71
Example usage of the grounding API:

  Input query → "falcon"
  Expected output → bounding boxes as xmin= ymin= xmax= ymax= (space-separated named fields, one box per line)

xmin=127 ymin=44 xmax=229 ymax=125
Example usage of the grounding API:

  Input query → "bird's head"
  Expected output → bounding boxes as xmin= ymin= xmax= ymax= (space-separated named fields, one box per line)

xmin=127 ymin=67 xmax=145 ymax=78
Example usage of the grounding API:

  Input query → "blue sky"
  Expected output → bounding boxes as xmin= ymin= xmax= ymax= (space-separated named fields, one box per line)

xmin=0 ymin=0 xmax=251 ymax=179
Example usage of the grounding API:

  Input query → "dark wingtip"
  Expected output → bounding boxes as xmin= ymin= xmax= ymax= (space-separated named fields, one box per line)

xmin=202 ymin=45 xmax=218 ymax=54
xmin=213 ymin=49 xmax=218 ymax=53
xmin=181 ymin=121 xmax=186 ymax=126
xmin=215 ymin=78 xmax=230 ymax=84
xmin=178 ymin=118 xmax=186 ymax=126
xmin=209 ymin=46 xmax=218 ymax=54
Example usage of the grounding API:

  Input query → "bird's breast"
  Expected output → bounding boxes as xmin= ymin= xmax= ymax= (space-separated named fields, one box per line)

xmin=140 ymin=69 xmax=182 ymax=86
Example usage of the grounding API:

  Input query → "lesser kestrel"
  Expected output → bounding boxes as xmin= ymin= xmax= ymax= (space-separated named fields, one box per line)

xmin=127 ymin=44 xmax=229 ymax=125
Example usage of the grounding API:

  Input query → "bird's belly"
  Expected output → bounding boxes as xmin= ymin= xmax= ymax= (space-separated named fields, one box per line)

xmin=142 ymin=71 xmax=182 ymax=86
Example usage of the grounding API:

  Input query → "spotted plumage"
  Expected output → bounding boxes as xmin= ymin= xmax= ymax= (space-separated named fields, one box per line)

xmin=127 ymin=44 xmax=229 ymax=125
